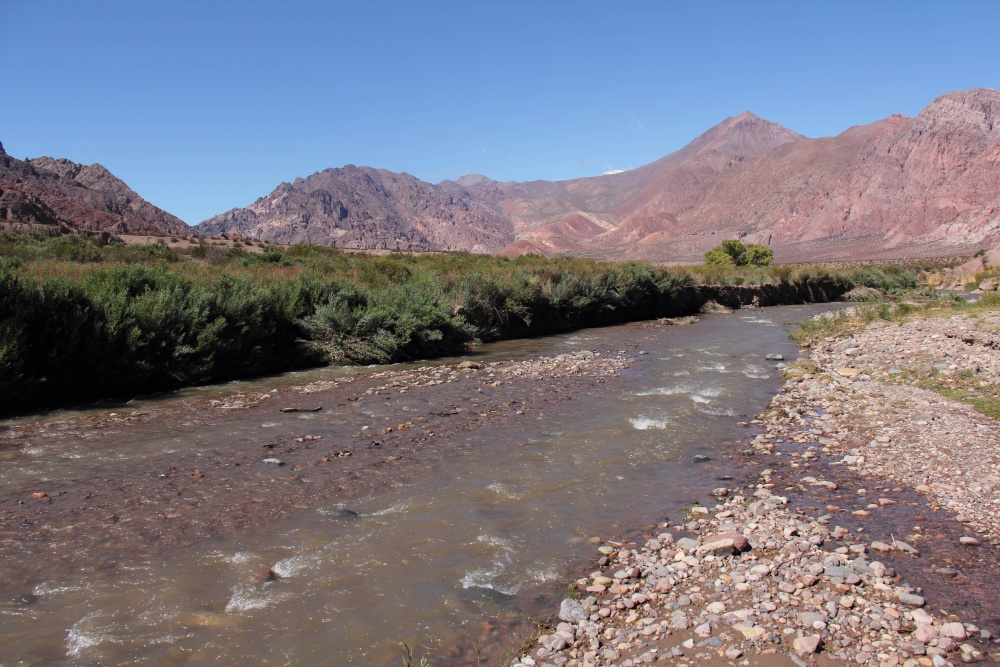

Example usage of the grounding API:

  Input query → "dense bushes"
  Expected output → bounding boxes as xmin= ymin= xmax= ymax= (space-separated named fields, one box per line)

xmin=0 ymin=263 xmax=321 ymax=410
xmin=0 ymin=232 xmax=870 ymax=414
xmin=849 ymin=266 xmax=918 ymax=292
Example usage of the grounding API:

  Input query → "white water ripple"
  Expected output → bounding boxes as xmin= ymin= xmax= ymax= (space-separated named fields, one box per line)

xmin=629 ymin=417 xmax=668 ymax=430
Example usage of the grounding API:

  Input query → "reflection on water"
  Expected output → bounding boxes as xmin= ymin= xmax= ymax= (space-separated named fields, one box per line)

xmin=0 ymin=305 xmax=836 ymax=665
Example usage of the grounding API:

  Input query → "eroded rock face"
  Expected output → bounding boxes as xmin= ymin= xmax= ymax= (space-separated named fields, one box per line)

xmin=0 ymin=182 xmax=62 ymax=226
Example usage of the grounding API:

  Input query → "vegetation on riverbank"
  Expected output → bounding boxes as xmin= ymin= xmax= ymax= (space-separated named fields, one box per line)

xmin=791 ymin=291 xmax=1000 ymax=346
xmin=0 ymin=231 xmax=905 ymax=414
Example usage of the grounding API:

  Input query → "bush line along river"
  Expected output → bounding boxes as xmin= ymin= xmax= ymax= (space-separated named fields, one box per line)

xmin=0 ymin=230 xmax=919 ymax=415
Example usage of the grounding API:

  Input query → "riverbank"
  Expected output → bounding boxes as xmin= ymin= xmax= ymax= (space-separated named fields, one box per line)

xmin=520 ymin=306 xmax=1000 ymax=667
xmin=0 ymin=230 xmax=883 ymax=415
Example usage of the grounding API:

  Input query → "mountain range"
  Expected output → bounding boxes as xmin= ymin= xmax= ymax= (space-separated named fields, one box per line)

xmin=6 ymin=88 xmax=1000 ymax=262
xmin=0 ymin=142 xmax=188 ymax=237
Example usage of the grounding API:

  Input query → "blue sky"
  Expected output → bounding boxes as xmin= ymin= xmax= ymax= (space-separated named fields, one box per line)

xmin=2 ymin=1 xmax=999 ymax=225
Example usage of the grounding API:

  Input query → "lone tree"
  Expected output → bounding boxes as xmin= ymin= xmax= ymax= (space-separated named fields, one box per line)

xmin=704 ymin=239 xmax=773 ymax=267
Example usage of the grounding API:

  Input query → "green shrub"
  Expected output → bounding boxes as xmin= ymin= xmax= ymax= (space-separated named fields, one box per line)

xmin=704 ymin=240 xmax=773 ymax=268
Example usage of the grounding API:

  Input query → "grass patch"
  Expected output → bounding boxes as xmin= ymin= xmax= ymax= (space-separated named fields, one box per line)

xmin=794 ymin=289 xmax=1000 ymax=421
xmin=914 ymin=372 xmax=1000 ymax=421
xmin=791 ymin=302 xmax=902 ymax=345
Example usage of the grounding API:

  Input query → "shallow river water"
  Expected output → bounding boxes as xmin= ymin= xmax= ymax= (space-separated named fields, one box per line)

xmin=0 ymin=304 xmax=836 ymax=666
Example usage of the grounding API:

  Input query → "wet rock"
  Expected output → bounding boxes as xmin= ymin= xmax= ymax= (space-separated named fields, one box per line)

xmin=939 ymin=622 xmax=968 ymax=640
xmin=897 ymin=592 xmax=926 ymax=607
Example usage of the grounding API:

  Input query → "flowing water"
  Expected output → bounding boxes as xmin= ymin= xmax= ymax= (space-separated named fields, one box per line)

xmin=0 ymin=304 xmax=836 ymax=666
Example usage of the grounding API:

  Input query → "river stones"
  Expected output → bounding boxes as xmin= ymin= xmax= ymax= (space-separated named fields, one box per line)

xmin=697 ymin=532 xmax=750 ymax=556
xmin=793 ymin=635 xmax=821 ymax=654
xmin=939 ymin=622 xmax=968 ymax=640
xmin=558 ymin=598 xmax=587 ymax=623
xmin=896 ymin=591 xmax=925 ymax=607
xmin=675 ymin=537 xmax=699 ymax=552
xmin=513 ymin=309 xmax=1000 ymax=667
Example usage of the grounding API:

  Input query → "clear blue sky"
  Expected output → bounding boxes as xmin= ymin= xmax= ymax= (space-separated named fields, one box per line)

xmin=3 ymin=1 xmax=998 ymax=225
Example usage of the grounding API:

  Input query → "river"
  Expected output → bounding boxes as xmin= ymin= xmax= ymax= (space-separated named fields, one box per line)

xmin=0 ymin=304 xmax=836 ymax=666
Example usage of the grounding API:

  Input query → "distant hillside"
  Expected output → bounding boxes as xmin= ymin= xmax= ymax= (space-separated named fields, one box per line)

xmin=0 ymin=141 xmax=188 ymax=236
xmin=662 ymin=88 xmax=1000 ymax=262
xmin=197 ymin=165 xmax=514 ymax=252
xmin=486 ymin=111 xmax=806 ymax=257
xmin=194 ymin=89 xmax=1000 ymax=262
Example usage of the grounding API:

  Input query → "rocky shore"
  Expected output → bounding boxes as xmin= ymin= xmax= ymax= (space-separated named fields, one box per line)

xmin=518 ymin=308 xmax=1000 ymax=667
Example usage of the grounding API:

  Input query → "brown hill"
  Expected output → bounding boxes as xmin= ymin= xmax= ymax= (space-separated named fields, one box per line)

xmin=197 ymin=165 xmax=514 ymax=252
xmin=197 ymin=88 xmax=1000 ymax=263
xmin=492 ymin=112 xmax=805 ymax=251
xmin=0 ymin=141 xmax=188 ymax=236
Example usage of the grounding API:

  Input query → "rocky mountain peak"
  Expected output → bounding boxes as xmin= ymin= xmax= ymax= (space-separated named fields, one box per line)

xmin=674 ymin=111 xmax=804 ymax=171
xmin=453 ymin=174 xmax=497 ymax=187
xmin=169 ymin=88 xmax=1000 ymax=262
xmin=915 ymin=88 xmax=1000 ymax=135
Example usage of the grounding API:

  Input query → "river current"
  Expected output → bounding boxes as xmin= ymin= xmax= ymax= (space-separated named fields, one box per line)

xmin=0 ymin=304 xmax=836 ymax=666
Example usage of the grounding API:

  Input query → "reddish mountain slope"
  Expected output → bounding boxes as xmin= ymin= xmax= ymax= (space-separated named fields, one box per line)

xmin=492 ymin=112 xmax=805 ymax=253
xmin=0 ymin=141 xmax=188 ymax=235
xmin=659 ymin=89 xmax=1000 ymax=262
xmin=196 ymin=113 xmax=801 ymax=255
xmin=197 ymin=88 xmax=1000 ymax=262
